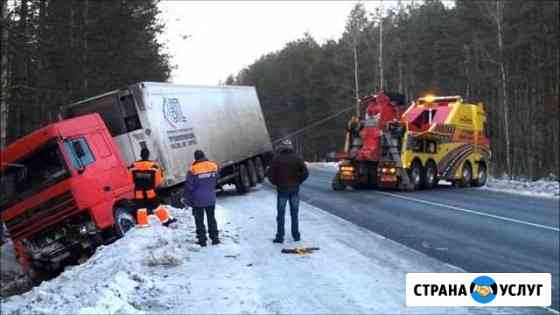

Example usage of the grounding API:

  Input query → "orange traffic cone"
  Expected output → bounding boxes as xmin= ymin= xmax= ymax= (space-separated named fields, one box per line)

xmin=154 ymin=205 xmax=171 ymax=224
xmin=136 ymin=208 xmax=149 ymax=227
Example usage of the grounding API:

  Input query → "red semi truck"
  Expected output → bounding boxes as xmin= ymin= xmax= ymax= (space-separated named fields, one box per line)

xmin=0 ymin=82 xmax=273 ymax=279
xmin=0 ymin=114 xmax=135 ymax=278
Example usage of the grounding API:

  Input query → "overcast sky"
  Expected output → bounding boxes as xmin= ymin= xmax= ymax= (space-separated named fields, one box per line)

xmin=158 ymin=1 xmax=386 ymax=85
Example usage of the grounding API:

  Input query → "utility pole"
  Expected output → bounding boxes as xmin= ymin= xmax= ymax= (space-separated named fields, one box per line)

xmin=378 ymin=1 xmax=384 ymax=90
xmin=354 ymin=43 xmax=360 ymax=117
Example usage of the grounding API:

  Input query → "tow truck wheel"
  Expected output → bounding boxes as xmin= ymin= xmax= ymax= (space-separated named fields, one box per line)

xmin=236 ymin=164 xmax=250 ymax=194
xmin=423 ymin=160 xmax=437 ymax=189
xmin=409 ymin=160 xmax=424 ymax=190
xmin=472 ymin=163 xmax=487 ymax=187
xmin=459 ymin=162 xmax=473 ymax=188
xmin=254 ymin=157 xmax=265 ymax=183
xmin=114 ymin=207 xmax=136 ymax=238
xmin=332 ymin=175 xmax=346 ymax=191
xmin=246 ymin=159 xmax=258 ymax=187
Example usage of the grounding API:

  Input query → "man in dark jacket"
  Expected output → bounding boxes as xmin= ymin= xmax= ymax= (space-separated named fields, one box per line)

xmin=267 ymin=139 xmax=309 ymax=243
xmin=184 ymin=150 xmax=220 ymax=247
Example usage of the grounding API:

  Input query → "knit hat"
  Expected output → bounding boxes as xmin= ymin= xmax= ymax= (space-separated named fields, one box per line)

xmin=194 ymin=150 xmax=206 ymax=161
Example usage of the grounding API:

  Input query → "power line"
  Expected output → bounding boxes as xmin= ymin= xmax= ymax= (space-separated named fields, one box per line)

xmin=272 ymin=105 xmax=354 ymax=144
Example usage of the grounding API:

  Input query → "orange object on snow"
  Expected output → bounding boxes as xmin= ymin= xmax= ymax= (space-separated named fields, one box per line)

xmin=136 ymin=208 xmax=149 ymax=227
xmin=154 ymin=205 xmax=171 ymax=224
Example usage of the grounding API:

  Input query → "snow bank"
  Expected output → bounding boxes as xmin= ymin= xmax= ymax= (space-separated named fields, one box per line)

xmin=1 ymin=239 xmax=32 ymax=298
xmin=306 ymin=162 xmax=339 ymax=171
xmin=0 ymin=188 xmax=546 ymax=314
xmin=484 ymin=177 xmax=559 ymax=199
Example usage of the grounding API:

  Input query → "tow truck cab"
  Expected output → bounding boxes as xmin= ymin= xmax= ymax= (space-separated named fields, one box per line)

xmin=0 ymin=114 xmax=134 ymax=275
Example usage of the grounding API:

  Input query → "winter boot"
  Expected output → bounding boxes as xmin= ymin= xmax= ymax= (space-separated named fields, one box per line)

xmin=211 ymin=239 xmax=221 ymax=245
xmin=272 ymin=237 xmax=283 ymax=244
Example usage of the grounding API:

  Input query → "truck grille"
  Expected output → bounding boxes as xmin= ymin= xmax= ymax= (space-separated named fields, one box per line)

xmin=5 ymin=191 xmax=78 ymax=239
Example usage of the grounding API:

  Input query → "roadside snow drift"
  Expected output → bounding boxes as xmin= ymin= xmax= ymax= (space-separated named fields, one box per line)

xmin=484 ymin=177 xmax=559 ymax=199
xmin=0 ymin=187 xmax=549 ymax=314
xmin=1 ymin=239 xmax=33 ymax=298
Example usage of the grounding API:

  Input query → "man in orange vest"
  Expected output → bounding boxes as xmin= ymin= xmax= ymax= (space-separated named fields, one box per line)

xmin=129 ymin=148 xmax=176 ymax=226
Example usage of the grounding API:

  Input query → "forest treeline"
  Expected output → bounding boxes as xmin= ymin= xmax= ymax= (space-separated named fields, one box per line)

xmin=230 ymin=0 xmax=559 ymax=179
xmin=0 ymin=0 xmax=171 ymax=147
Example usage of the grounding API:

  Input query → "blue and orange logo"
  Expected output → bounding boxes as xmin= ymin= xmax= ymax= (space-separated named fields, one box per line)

xmin=470 ymin=276 xmax=498 ymax=304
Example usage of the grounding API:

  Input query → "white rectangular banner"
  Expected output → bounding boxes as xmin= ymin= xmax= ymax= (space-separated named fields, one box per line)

xmin=406 ymin=273 xmax=551 ymax=307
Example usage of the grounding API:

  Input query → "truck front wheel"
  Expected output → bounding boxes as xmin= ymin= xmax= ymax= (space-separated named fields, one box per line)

xmin=113 ymin=207 xmax=136 ymax=238
xmin=236 ymin=164 xmax=250 ymax=194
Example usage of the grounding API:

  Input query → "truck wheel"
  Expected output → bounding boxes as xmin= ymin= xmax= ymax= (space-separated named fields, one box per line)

xmin=459 ymin=162 xmax=473 ymax=188
xmin=409 ymin=160 xmax=423 ymax=191
xmin=332 ymin=174 xmax=346 ymax=191
xmin=113 ymin=207 xmax=136 ymax=238
xmin=254 ymin=157 xmax=265 ymax=183
xmin=236 ymin=164 xmax=250 ymax=194
xmin=423 ymin=160 xmax=437 ymax=189
xmin=472 ymin=162 xmax=487 ymax=187
xmin=246 ymin=160 xmax=258 ymax=187
xmin=28 ymin=265 xmax=52 ymax=285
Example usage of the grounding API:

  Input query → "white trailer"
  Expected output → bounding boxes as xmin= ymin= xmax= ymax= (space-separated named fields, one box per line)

xmin=62 ymin=82 xmax=273 ymax=193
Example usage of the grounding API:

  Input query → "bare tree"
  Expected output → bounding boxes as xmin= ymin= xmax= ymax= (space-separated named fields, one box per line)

xmin=1 ymin=0 xmax=9 ymax=149
xmin=478 ymin=0 xmax=512 ymax=178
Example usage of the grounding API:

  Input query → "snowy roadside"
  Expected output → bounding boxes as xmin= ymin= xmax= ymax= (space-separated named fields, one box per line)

xmin=307 ymin=162 xmax=559 ymax=199
xmin=483 ymin=177 xmax=559 ymax=199
xmin=0 ymin=186 xmax=548 ymax=314
xmin=0 ymin=239 xmax=31 ymax=298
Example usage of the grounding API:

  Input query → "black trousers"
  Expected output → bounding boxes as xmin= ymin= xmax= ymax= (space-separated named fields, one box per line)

xmin=192 ymin=205 xmax=218 ymax=243
xmin=134 ymin=197 xmax=159 ymax=215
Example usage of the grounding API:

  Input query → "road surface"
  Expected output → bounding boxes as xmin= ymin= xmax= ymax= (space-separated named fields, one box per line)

xmin=300 ymin=166 xmax=560 ymax=311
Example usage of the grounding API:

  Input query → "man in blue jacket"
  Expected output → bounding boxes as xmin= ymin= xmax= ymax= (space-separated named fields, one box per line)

xmin=184 ymin=150 xmax=220 ymax=247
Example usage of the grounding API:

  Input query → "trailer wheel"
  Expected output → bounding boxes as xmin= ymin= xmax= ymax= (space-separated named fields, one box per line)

xmin=459 ymin=162 xmax=473 ymax=188
xmin=113 ymin=207 xmax=136 ymax=238
xmin=246 ymin=160 xmax=258 ymax=187
xmin=254 ymin=157 xmax=265 ymax=183
xmin=409 ymin=160 xmax=423 ymax=190
xmin=236 ymin=164 xmax=250 ymax=194
xmin=423 ymin=160 xmax=438 ymax=189
xmin=472 ymin=162 xmax=487 ymax=187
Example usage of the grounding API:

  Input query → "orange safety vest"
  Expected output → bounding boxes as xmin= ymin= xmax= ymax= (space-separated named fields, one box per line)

xmin=128 ymin=160 xmax=163 ymax=200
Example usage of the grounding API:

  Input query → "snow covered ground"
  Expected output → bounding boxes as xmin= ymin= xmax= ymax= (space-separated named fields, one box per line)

xmin=484 ymin=177 xmax=559 ymax=199
xmin=306 ymin=161 xmax=339 ymax=171
xmin=0 ymin=187 xmax=550 ymax=314
xmin=307 ymin=162 xmax=559 ymax=199
xmin=0 ymin=239 xmax=31 ymax=298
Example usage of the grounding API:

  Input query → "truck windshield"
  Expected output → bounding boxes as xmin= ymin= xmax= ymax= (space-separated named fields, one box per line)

xmin=0 ymin=141 xmax=70 ymax=210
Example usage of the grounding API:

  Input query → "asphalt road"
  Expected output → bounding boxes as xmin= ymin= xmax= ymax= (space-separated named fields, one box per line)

xmin=299 ymin=166 xmax=560 ymax=311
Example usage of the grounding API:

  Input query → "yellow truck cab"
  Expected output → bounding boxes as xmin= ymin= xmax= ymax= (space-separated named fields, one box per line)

xmin=394 ymin=95 xmax=491 ymax=190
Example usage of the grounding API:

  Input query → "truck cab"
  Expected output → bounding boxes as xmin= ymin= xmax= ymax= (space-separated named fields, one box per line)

xmin=0 ymin=114 xmax=135 ymax=277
